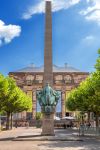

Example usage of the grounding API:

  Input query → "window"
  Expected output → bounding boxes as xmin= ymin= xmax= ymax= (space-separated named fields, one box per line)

xmin=26 ymin=75 xmax=34 ymax=81
xmin=26 ymin=75 xmax=34 ymax=85
xmin=64 ymin=75 xmax=72 ymax=83
xmin=56 ymin=91 xmax=61 ymax=113
xmin=35 ymin=75 xmax=43 ymax=84
xmin=36 ymin=91 xmax=41 ymax=112
xmin=73 ymin=75 xmax=85 ymax=84
xmin=54 ymin=75 xmax=63 ymax=84
xmin=55 ymin=75 xmax=63 ymax=80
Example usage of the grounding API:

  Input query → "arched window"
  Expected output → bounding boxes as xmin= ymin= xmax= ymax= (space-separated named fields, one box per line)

xmin=36 ymin=91 xmax=41 ymax=112
xmin=64 ymin=75 xmax=72 ymax=83
xmin=26 ymin=75 xmax=34 ymax=85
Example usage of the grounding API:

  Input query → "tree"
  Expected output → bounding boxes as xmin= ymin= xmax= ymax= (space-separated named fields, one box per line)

xmin=95 ymin=49 xmax=100 ymax=71
xmin=36 ymin=112 xmax=42 ymax=120
xmin=66 ymin=78 xmax=92 ymax=124
xmin=89 ymin=72 xmax=100 ymax=127
xmin=66 ymin=49 xmax=100 ymax=128
xmin=0 ymin=75 xmax=32 ymax=129
xmin=0 ymin=74 xmax=9 ymax=112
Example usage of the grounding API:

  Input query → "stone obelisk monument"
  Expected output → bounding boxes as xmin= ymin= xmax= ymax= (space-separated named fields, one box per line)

xmin=41 ymin=1 xmax=55 ymax=135
xmin=37 ymin=1 xmax=60 ymax=136
xmin=44 ymin=0 xmax=53 ymax=87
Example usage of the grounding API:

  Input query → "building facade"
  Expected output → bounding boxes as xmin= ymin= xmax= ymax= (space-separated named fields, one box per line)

xmin=9 ymin=64 xmax=89 ymax=119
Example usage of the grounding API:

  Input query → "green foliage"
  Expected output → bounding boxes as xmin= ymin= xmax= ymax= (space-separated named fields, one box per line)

xmin=95 ymin=49 xmax=100 ymax=71
xmin=0 ymin=74 xmax=32 ymax=129
xmin=36 ymin=112 xmax=42 ymax=120
xmin=66 ymin=49 xmax=100 ymax=127
xmin=0 ymin=75 xmax=32 ymax=113
xmin=66 ymin=73 xmax=100 ymax=113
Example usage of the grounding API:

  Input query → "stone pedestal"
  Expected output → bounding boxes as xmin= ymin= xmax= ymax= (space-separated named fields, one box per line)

xmin=41 ymin=113 xmax=55 ymax=136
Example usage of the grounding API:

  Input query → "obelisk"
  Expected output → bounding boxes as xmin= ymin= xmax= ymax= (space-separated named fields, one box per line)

xmin=44 ymin=0 xmax=53 ymax=87
xmin=41 ymin=1 xmax=55 ymax=136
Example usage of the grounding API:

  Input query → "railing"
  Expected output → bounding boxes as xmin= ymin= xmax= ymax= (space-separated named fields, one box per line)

xmin=79 ymin=126 xmax=100 ymax=136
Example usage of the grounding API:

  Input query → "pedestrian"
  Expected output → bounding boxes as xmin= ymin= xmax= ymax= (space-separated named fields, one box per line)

xmin=25 ymin=121 xmax=29 ymax=129
xmin=15 ymin=121 xmax=18 ymax=128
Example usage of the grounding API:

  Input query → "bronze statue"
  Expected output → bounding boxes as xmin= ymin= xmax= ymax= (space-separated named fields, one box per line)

xmin=37 ymin=83 xmax=60 ymax=114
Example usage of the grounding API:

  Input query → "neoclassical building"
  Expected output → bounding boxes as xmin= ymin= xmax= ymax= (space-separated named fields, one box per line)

xmin=9 ymin=1 xmax=89 ymax=120
xmin=9 ymin=63 xmax=89 ymax=119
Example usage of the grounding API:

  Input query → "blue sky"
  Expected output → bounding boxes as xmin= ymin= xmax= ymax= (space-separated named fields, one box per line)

xmin=0 ymin=0 xmax=100 ymax=75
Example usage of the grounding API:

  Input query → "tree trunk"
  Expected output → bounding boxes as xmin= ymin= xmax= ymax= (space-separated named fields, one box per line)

xmin=0 ymin=115 xmax=1 ymax=131
xmin=81 ymin=113 xmax=85 ymax=136
xmin=82 ymin=115 xmax=84 ymax=125
xmin=87 ymin=111 xmax=90 ymax=123
xmin=95 ymin=113 xmax=99 ymax=128
xmin=6 ymin=112 xmax=10 ymax=130
xmin=11 ymin=113 xmax=13 ymax=129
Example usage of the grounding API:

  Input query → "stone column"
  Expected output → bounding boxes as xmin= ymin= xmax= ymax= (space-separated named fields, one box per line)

xmin=32 ymin=90 xmax=37 ymax=119
xmin=61 ymin=92 xmax=66 ymax=117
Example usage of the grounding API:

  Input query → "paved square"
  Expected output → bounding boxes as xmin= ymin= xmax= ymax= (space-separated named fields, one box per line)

xmin=0 ymin=127 xmax=100 ymax=150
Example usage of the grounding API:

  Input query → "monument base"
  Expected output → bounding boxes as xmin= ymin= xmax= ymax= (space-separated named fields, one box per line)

xmin=41 ymin=113 xmax=55 ymax=136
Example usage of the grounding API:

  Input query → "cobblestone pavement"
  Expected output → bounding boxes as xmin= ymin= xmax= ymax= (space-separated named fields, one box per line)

xmin=0 ymin=127 xmax=100 ymax=150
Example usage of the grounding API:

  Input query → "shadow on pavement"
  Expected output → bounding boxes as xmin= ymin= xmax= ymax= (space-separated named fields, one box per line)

xmin=37 ymin=140 xmax=100 ymax=150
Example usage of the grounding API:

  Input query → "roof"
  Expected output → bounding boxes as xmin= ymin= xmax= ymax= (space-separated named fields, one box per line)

xmin=14 ymin=63 xmax=81 ymax=73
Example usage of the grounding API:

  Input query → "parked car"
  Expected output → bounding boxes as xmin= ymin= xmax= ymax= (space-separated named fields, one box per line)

xmin=54 ymin=116 xmax=61 ymax=121
xmin=61 ymin=116 xmax=75 ymax=120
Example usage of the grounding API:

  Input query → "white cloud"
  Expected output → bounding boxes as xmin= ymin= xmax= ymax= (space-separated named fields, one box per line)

xmin=22 ymin=0 xmax=81 ymax=20
xmin=80 ymin=0 xmax=100 ymax=25
xmin=82 ymin=35 xmax=97 ymax=45
xmin=83 ymin=35 xmax=95 ymax=41
xmin=0 ymin=20 xmax=21 ymax=46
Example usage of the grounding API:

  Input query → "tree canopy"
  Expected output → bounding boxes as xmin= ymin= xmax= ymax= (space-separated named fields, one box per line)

xmin=66 ymin=49 xmax=100 ymax=127
xmin=0 ymin=74 xmax=32 ymax=129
